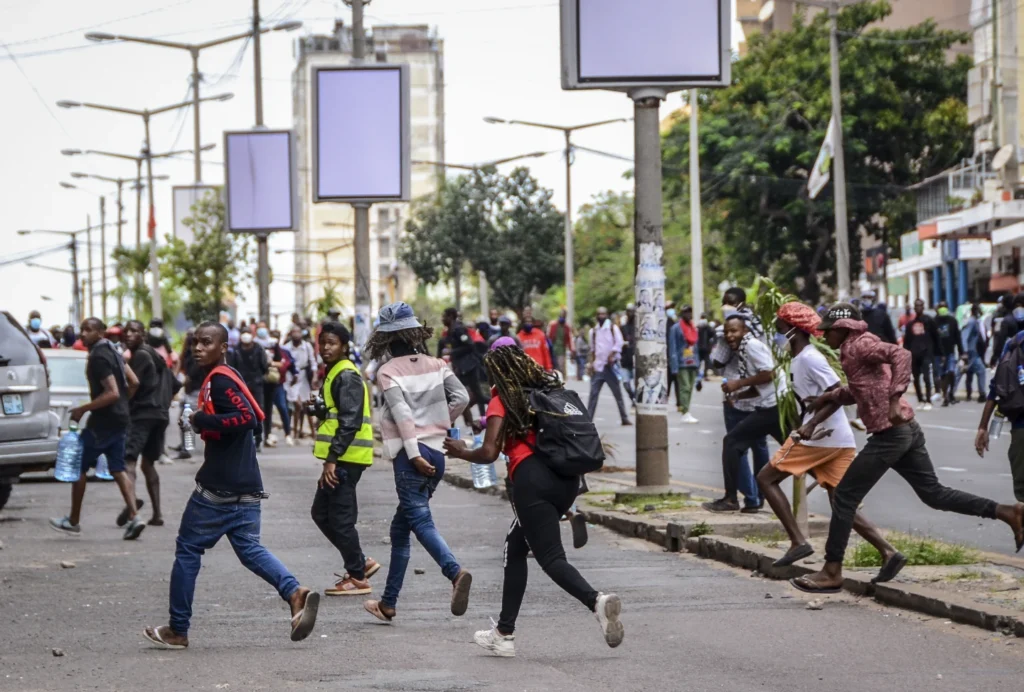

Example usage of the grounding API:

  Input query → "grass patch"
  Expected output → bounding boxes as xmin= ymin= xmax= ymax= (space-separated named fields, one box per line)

xmin=944 ymin=570 xmax=985 ymax=582
xmin=845 ymin=532 xmax=979 ymax=568
xmin=743 ymin=530 xmax=788 ymax=546
xmin=689 ymin=521 xmax=713 ymax=537
xmin=617 ymin=494 xmax=696 ymax=512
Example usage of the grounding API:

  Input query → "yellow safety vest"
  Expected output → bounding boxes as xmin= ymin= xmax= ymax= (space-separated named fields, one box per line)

xmin=314 ymin=359 xmax=374 ymax=465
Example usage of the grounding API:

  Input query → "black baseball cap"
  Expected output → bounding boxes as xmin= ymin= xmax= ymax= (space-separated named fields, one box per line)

xmin=819 ymin=302 xmax=862 ymax=330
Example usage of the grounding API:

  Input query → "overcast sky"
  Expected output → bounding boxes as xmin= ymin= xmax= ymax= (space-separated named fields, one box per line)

xmin=2 ymin=0 xmax=730 ymax=329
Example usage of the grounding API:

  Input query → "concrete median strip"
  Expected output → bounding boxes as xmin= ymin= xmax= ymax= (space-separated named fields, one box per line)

xmin=441 ymin=459 xmax=1024 ymax=639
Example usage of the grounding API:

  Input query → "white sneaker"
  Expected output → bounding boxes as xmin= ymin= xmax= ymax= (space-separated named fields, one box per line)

xmin=285 ymin=435 xmax=295 ymax=446
xmin=922 ymin=403 xmax=933 ymax=412
xmin=930 ymin=393 xmax=942 ymax=404
xmin=594 ymin=593 xmax=624 ymax=648
xmin=474 ymin=619 xmax=515 ymax=657
xmin=157 ymin=454 xmax=174 ymax=465
xmin=265 ymin=436 xmax=278 ymax=448
xmin=680 ymin=413 xmax=699 ymax=424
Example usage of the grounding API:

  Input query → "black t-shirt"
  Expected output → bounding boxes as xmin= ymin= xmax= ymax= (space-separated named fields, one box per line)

xmin=86 ymin=340 xmax=130 ymax=431
xmin=621 ymin=321 xmax=636 ymax=368
xmin=129 ymin=345 xmax=169 ymax=421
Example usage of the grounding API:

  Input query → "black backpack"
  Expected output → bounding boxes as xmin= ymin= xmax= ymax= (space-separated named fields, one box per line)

xmin=527 ymin=388 xmax=605 ymax=476
xmin=993 ymin=339 xmax=1024 ymax=421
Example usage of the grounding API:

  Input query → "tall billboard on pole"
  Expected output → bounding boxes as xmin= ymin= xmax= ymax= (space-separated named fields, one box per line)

xmin=312 ymin=64 xmax=411 ymax=203
xmin=560 ymin=0 xmax=731 ymax=489
xmin=224 ymin=129 xmax=297 ymax=233
xmin=173 ymin=184 xmax=221 ymax=244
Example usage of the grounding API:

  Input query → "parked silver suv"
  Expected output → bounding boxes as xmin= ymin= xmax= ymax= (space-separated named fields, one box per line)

xmin=0 ymin=311 xmax=59 ymax=510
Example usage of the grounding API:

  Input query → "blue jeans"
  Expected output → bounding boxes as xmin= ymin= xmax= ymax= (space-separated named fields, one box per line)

xmin=169 ymin=493 xmax=300 ymax=635
xmin=382 ymin=445 xmax=461 ymax=609
xmin=723 ymin=404 xmax=770 ymax=507
xmin=961 ymin=354 xmax=986 ymax=397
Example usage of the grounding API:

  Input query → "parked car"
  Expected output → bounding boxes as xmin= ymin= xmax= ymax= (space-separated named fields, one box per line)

xmin=46 ymin=349 xmax=90 ymax=431
xmin=0 ymin=311 xmax=59 ymax=511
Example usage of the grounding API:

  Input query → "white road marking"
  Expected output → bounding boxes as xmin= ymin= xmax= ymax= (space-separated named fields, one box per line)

xmin=937 ymin=467 xmax=967 ymax=473
xmin=921 ymin=424 xmax=976 ymax=433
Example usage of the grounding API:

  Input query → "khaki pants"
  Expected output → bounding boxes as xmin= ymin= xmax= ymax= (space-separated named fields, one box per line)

xmin=676 ymin=369 xmax=697 ymax=414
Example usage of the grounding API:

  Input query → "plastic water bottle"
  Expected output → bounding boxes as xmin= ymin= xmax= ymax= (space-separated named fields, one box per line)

xmin=990 ymin=412 xmax=1006 ymax=440
xmin=55 ymin=423 xmax=83 ymax=482
xmin=472 ymin=462 xmax=498 ymax=489
xmin=181 ymin=402 xmax=196 ymax=453
xmin=94 ymin=454 xmax=114 ymax=480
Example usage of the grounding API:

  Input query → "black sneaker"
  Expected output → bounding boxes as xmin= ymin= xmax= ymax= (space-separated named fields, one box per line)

xmin=702 ymin=498 xmax=740 ymax=513
xmin=741 ymin=502 xmax=763 ymax=514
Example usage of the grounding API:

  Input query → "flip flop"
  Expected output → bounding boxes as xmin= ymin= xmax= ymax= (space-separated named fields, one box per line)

xmin=773 ymin=543 xmax=814 ymax=568
xmin=290 ymin=591 xmax=320 ymax=642
xmin=789 ymin=577 xmax=842 ymax=595
xmin=451 ymin=569 xmax=473 ymax=617
xmin=143 ymin=625 xmax=187 ymax=650
xmin=363 ymin=599 xmax=394 ymax=623
xmin=871 ymin=552 xmax=907 ymax=584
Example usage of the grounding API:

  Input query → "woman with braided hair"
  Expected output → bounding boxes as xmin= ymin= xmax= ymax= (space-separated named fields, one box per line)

xmin=445 ymin=342 xmax=623 ymax=658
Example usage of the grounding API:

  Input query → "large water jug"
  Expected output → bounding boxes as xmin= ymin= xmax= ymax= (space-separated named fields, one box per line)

xmin=55 ymin=424 xmax=83 ymax=482
xmin=469 ymin=432 xmax=498 ymax=488
xmin=94 ymin=454 xmax=113 ymax=480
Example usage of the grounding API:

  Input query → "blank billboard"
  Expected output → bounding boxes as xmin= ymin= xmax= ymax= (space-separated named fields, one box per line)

xmin=561 ymin=0 xmax=731 ymax=90
xmin=173 ymin=185 xmax=221 ymax=244
xmin=313 ymin=65 xmax=410 ymax=203
xmin=224 ymin=129 xmax=295 ymax=232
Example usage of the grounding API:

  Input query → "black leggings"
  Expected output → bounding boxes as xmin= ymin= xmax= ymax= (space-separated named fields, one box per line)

xmin=911 ymin=353 xmax=933 ymax=404
xmin=498 ymin=457 xmax=598 ymax=634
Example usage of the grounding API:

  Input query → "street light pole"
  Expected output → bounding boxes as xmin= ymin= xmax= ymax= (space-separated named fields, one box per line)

xmin=829 ymin=0 xmax=851 ymax=299
xmin=689 ymin=89 xmax=704 ymax=315
xmin=99 ymin=196 xmax=107 ymax=322
xmin=143 ymin=114 xmax=161 ymax=319
xmin=254 ymin=0 xmax=271 ymax=325
xmin=351 ymin=0 xmax=372 ymax=345
xmin=86 ymin=214 xmax=94 ymax=318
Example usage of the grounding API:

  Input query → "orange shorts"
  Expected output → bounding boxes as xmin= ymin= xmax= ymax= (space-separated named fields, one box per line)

xmin=769 ymin=438 xmax=856 ymax=489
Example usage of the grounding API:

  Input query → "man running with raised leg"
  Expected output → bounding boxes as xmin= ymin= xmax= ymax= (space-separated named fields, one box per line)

xmin=791 ymin=304 xmax=1024 ymax=595
xmin=756 ymin=303 xmax=902 ymax=577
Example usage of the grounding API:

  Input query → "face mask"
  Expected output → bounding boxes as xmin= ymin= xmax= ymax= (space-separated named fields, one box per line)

xmin=937 ymin=307 xmax=949 ymax=317
xmin=773 ymin=329 xmax=794 ymax=352
xmin=257 ymin=328 xmax=269 ymax=339
xmin=722 ymin=306 xmax=738 ymax=318
xmin=1013 ymin=308 xmax=1024 ymax=321
xmin=861 ymin=300 xmax=873 ymax=310
xmin=523 ymin=324 xmax=534 ymax=333
xmin=666 ymin=309 xmax=677 ymax=320
xmin=697 ymin=319 xmax=708 ymax=327
xmin=240 ymin=332 xmax=254 ymax=344
xmin=149 ymin=327 xmax=164 ymax=339
xmin=29 ymin=318 xmax=41 ymax=330
xmin=558 ymin=316 xmax=566 ymax=324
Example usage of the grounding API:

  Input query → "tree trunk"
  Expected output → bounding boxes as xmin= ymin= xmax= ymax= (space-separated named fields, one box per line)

xmin=453 ymin=266 xmax=462 ymax=313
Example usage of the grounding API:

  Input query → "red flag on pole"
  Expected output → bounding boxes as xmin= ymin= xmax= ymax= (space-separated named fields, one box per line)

xmin=148 ymin=206 xmax=156 ymax=240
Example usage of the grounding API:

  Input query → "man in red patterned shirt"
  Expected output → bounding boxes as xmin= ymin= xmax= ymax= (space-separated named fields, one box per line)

xmin=791 ymin=304 xmax=1024 ymax=594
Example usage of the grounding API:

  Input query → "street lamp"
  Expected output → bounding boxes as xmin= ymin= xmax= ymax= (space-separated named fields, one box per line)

xmin=63 ymin=145 xmax=213 ymax=246
xmin=19 ymin=225 xmax=109 ymax=323
xmin=58 ymin=95 xmax=232 ymax=319
xmin=483 ymin=116 xmax=630 ymax=336
xmin=85 ymin=18 xmax=299 ymax=182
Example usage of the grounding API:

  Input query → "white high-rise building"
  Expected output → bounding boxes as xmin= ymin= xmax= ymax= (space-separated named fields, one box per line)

xmin=292 ymin=22 xmax=445 ymax=315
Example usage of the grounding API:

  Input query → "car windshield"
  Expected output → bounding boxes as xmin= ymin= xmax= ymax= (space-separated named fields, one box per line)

xmin=47 ymin=358 xmax=87 ymax=390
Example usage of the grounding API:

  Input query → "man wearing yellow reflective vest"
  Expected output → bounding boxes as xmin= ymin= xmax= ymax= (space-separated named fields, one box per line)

xmin=310 ymin=321 xmax=380 ymax=596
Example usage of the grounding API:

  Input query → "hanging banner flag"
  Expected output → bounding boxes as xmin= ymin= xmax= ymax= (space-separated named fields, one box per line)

xmin=808 ymin=116 xmax=836 ymax=200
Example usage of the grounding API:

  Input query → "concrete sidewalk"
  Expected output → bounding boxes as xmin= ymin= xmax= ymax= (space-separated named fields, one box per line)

xmin=1 ymin=445 xmax=1024 ymax=690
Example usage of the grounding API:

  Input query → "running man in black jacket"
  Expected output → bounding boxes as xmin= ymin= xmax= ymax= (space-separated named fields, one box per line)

xmin=143 ymin=322 xmax=319 ymax=651
xmin=903 ymin=299 xmax=939 ymax=409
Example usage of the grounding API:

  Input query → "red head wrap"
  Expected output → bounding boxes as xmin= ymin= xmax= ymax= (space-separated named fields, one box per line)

xmin=776 ymin=302 xmax=822 ymax=337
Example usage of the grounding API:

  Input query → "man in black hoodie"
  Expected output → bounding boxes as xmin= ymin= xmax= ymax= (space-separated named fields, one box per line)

xmin=903 ymin=299 xmax=939 ymax=410
xmin=143 ymin=322 xmax=319 ymax=650
xmin=991 ymin=294 xmax=1024 ymax=367
xmin=859 ymin=290 xmax=896 ymax=344
xmin=229 ymin=329 xmax=269 ymax=450
xmin=933 ymin=301 xmax=962 ymax=406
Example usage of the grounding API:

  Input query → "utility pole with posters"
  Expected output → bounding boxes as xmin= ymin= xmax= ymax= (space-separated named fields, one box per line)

xmin=560 ymin=0 xmax=731 ymax=489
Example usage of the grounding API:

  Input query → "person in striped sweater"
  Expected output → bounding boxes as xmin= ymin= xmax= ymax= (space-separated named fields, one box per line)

xmin=360 ymin=303 xmax=473 ymax=624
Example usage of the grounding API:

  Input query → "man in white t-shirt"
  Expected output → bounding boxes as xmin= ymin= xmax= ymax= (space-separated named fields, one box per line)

xmin=704 ymin=314 xmax=789 ymax=513
xmin=756 ymin=302 xmax=900 ymax=570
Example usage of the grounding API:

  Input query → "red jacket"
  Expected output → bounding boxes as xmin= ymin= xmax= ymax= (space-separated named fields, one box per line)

xmin=517 ymin=328 xmax=553 ymax=371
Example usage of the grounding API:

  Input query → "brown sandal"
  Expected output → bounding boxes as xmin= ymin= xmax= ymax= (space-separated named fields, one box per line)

xmin=289 ymin=590 xmax=320 ymax=641
xmin=363 ymin=599 xmax=394 ymax=622
xmin=143 ymin=625 xmax=188 ymax=650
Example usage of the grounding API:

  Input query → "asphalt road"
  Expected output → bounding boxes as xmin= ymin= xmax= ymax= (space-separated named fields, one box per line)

xmin=2 ymin=441 xmax=1024 ymax=690
xmin=580 ymin=376 xmax=1024 ymax=556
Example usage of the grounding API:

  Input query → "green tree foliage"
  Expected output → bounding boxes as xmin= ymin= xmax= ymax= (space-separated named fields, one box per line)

xmin=401 ymin=167 xmax=564 ymax=316
xmin=307 ymin=283 xmax=344 ymax=320
xmin=160 ymin=193 xmax=252 ymax=325
xmin=480 ymin=168 xmax=565 ymax=316
xmin=401 ymin=170 xmax=496 ymax=311
xmin=660 ymin=0 xmax=972 ymax=303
